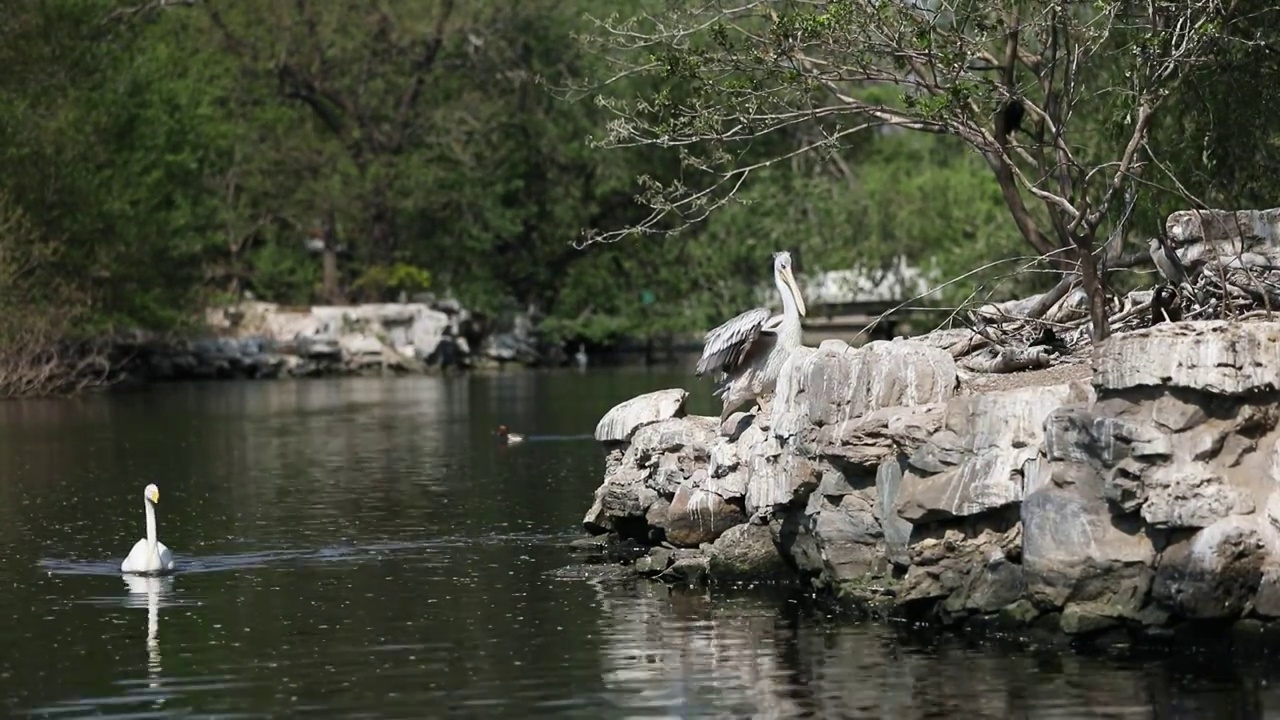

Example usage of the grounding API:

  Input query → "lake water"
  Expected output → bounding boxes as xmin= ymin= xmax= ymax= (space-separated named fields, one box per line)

xmin=0 ymin=370 xmax=1276 ymax=718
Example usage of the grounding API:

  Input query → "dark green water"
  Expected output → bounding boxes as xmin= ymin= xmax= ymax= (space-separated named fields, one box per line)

xmin=0 ymin=370 xmax=1274 ymax=718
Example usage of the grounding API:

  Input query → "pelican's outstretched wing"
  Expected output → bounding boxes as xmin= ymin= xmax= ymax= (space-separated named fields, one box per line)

xmin=695 ymin=306 xmax=775 ymax=377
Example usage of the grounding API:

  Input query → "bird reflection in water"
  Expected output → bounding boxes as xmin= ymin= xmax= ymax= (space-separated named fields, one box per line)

xmin=123 ymin=574 xmax=172 ymax=696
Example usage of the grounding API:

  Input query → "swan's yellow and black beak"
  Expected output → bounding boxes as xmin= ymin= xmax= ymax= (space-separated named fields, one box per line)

xmin=148 ymin=487 xmax=160 ymax=504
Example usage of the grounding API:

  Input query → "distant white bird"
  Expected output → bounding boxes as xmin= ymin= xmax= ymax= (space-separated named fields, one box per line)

xmin=120 ymin=484 xmax=175 ymax=575
xmin=574 ymin=344 xmax=588 ymax=370
xmin=695 ymin=251 xmax=807 ymax=423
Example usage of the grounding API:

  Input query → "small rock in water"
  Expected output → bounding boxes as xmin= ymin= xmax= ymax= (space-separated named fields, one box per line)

xmin=544 ymin=564 xmax=636 ymax=582
xmin=662 ymin=556 xmax=709 ymax=586
xmin=634 ymin=548 xmax=674 ymax=576
xmin=707 ymin=523 xmax=789 ymax=583
xmin=567 ymin=537 xmax=607 ymax=553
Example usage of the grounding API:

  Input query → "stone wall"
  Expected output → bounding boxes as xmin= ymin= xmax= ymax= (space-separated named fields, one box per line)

xmin=583 ymin=320 xmax=1280 ymax=637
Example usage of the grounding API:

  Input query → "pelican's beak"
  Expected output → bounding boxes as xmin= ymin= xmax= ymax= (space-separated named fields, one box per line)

xmin=783 ymin=266 xmax=807 ymax=317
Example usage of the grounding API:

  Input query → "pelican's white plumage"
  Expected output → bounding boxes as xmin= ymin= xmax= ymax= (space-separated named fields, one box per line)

xmin=121 ymin=483 xmax=175 ymax=575
xmin=695 ymin=307 xmax=774 ymax=378
xmin=695 ymin=251 xmax=807 ymax=423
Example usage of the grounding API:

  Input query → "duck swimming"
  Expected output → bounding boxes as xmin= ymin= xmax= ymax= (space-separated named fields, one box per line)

xmin=497 ymin=425 xmax=525 ymax=445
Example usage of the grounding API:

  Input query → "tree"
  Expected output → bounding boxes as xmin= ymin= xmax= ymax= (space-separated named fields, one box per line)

xmin=0 ymin=0 xmax=228 ymax=332
xmin=574 ymin=0 xmax=1246 ymax=341
xmin=1142 ymin=0 xmax=1280 ymax=222
xmin=199 ymin=0 xmax=470 ymax=300
xmin=194 ymin=0 xmax=674 ymax=317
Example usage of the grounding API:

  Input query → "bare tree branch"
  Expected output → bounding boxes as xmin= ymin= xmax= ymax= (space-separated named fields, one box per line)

xmin=566 ymin=0 xmax=1245 ymax=341
xmin=104 ymin=0 xmax=196 ymax=25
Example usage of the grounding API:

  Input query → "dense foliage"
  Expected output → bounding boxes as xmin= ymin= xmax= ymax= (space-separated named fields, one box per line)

xmin=574 ymin=0 xmax=1280 ymax=340
xmin=0 ymin=0 xmax=1278 ymax=372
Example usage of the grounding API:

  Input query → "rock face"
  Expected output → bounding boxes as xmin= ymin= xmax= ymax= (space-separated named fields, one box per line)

xmin=583 ymin=321 xmax=1280 ymax=636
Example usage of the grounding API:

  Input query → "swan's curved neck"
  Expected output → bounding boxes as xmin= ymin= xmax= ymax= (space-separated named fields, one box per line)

xmin=144 ymin=497 xmax=158 ymax=550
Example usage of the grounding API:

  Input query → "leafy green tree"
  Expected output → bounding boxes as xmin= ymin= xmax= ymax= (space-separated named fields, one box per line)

xmin=0 ymin=0 xmax=224 ymax=331
xmin=1142 ymin=0 xmax=1280 ymax=223
xmin=5 ymin=0 xmax=1275 ymax=399
xmin=574 ymin=0 xmax=1247 ymax=340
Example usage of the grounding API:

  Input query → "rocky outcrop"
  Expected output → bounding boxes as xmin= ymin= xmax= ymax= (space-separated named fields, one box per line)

xmin=124 ymin=300 xmax=482 ymax=382
xmin=581 ymin=319 xmax=1280 ymax=638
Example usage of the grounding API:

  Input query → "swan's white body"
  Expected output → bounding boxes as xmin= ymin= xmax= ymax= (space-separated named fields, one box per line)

xmin=121 ymin=484 xmax=175 ymax=575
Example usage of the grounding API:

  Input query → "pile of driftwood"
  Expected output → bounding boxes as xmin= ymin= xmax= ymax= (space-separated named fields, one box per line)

xmin=913 ymin=208 xmax=1280 ymax=374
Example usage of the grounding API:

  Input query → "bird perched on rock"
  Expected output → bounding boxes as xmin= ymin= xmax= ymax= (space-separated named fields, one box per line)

xmin=695 ymin=251 xmax=807 ymax=424
xmin=1149 ymin=285 xmax=1183 ymax=326
xmin=1148 ymin=235 xmax=1205 ymax=304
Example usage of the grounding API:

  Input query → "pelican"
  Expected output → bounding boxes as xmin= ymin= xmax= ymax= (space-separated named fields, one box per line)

xmin=695 ymin=251 xmax=807 ymax=424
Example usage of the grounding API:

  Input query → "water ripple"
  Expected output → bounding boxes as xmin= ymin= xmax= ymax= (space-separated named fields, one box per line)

xmin=37 ymin=530 xmax=575 ymax=578
xmin=3 ymin=376 xmax=1275 ymax=719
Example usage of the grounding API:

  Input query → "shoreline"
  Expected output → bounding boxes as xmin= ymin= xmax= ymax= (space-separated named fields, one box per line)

xmin=108 ymin=300 xmax=548 ymax=387
xmin=106 ymin=300 xmax=713 ymax=390
xmin=562 ymin=529 xmax=1280 ymax=654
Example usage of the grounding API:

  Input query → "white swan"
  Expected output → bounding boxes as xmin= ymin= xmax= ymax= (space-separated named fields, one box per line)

xmin=120 ymin=483 xmax=175 ymax=574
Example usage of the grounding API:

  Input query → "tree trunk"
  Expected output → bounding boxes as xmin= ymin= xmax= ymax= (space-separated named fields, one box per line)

xmin=369 ymin=181 xmax=395 ymax=267
xmin=321 ymin=209 xmax=343 ymax=304
xmin=322 ymin=248 xmax=340 ymax=304
xmin=1075 ymin=235 xmax=1110 ymax=342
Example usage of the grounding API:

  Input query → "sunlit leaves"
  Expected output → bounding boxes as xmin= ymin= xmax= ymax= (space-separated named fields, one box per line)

xmin=573 ymin=0 xmax=1259 ymax=338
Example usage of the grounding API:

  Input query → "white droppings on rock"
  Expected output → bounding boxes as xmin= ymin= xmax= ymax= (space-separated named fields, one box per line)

xmin=594 ymin=389 xmax=690 ymax=443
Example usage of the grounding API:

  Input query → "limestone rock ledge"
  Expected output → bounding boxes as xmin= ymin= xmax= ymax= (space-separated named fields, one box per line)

xmin=581 ymin=321 xmax=1280 ymax=637
xmin=116 ymin=300 xmax=476 ymax=382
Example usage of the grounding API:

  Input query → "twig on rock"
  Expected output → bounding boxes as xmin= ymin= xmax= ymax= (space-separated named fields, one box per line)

xmin=959 ymin=346 xmax=1056 ymax=373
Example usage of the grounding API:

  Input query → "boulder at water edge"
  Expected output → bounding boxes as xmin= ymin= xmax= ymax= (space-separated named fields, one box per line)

xmin=581 ymin=323 xmax=1280 ymax=638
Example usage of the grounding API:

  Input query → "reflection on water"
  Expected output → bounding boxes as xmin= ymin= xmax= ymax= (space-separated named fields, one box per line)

xmin=122 ymin=574 xmax=167 ymax=695
xmin=0 ymin=374 xmax=1276 ymax=718
xmin=592 ymin=582 xmax=1280 ymax=719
